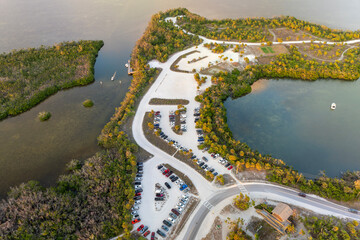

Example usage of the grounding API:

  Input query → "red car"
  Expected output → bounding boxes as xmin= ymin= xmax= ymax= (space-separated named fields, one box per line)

xmin=137 ymin=224 xmax=144 ymax=232
xmin=135 ymin=192 xmax=141 ymax=196
xmin=163 ymin=169 xmax=169 ymax=175
xmin=143 ymin=230 xmax=150 ymax=237
xmin=131 ymin=218 xmax=141 ymax=224
xmin=151 ymin=232 xmax=155 ymax=240
xmin=228 ymin=165 xmax=233 ymax=170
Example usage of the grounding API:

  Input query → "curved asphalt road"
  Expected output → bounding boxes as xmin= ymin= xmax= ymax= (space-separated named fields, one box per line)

xmin=184 ymin=183 xmax=360 ymax=240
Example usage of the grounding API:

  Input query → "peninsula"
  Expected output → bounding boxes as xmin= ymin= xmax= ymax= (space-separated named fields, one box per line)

xmin=2 ymin=8 xmax=360 ymax=240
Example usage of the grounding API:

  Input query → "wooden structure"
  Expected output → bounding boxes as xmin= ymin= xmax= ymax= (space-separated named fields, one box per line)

xmin=256 ymin=203 xmax=293 ymax=234
xmin=127 ymin=60 xmax=135 ymax=75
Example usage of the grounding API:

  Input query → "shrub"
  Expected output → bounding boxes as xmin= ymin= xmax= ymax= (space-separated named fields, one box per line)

xmin=82 ymin=99 xmax=94 ymax=107
xmin=38 ymin=111 xmax=51 ymax=121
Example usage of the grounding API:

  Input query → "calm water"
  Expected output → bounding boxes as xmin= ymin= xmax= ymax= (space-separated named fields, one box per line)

xmin=225 ymin=79 xmax=360 ymax=177
xmin=1 ymin=0 xmax=360 ymax=197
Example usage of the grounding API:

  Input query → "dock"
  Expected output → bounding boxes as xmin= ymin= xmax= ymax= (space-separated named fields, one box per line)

xmin=127 ymin=60 xmax=135 ymax=75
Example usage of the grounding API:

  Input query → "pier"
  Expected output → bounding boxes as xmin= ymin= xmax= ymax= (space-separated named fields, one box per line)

xmin=127 ymin=60 xmax=135 ymax=75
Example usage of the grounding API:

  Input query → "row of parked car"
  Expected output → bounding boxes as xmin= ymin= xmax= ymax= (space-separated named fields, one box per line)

xmin=131 ymin=162 xmax=144 ymax=225
xmin=158 ymin=194 xmax=190 ymax=238
xmin=190 ymin=154 xmax=219 ymax=177
xmin=196 ymin=128 xmax=204 ymax=144
xmin=158 ymin=165 xmax=189 ymax=192
xmin=194 ymin=107 xmax=200 ymax=124
xmin=217 ymin=157 xmax=233 ymax=170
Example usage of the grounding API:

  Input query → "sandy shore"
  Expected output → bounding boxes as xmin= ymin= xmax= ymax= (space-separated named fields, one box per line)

xmin=251 ymin=79 xmax=268 ymax=93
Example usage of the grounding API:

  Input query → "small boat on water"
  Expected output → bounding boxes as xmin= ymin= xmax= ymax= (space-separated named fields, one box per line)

xmin=111 ymin=71 xmax=116 ymax=81
xmin=125 ymin=63 xmax=129 ymax=68
xmin=331 ymin=103 xmax=336 ymax=110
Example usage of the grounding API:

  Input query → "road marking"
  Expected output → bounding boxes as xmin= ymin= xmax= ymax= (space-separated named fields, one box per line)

xmin=203 ymin=201 xmax=213 ymax=210
xmin=155 ymin=73 xmax=167 ymax=92
xmin=237 ymin=184 xmax=249 ymax=195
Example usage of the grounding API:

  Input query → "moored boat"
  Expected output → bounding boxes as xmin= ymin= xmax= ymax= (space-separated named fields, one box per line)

xmin=331 ymin=103 xmax=336 ymax=110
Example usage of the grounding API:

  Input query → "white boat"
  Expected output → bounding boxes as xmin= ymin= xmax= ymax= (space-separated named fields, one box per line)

xmin=125 ymin=63 xmax=129 ymax=68
xmin=111 ymin=71 xmax=116 ymax=81
xmin=331 ymin=103 xmax=336 ymax=110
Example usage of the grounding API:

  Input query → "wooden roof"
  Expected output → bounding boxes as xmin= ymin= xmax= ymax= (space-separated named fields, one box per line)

xmin=272 ymin=203 xmax=293 ymax=222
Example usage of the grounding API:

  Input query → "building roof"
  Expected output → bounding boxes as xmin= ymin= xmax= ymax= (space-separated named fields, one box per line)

xmin=272 ymin=203 xmax=293 ymax=222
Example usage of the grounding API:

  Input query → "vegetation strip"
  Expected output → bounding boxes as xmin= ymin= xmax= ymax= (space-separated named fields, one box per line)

xmin=149 ymin=98 xmax=189 ymax=105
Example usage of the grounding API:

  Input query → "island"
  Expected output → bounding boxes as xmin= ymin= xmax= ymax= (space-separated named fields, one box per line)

xmin=1 ymin=8 xmax=360 ymax=240
xmin=0 ymin=40 xmax=103 ymax=120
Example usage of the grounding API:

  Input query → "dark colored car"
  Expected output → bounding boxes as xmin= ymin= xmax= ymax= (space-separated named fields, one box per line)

xmin=163 ymin=220 xmax=172 ymax=227
xmin=199 ymin=162 xmax=205 ymax=167
xmin=225 ymin=163 xmax=230 ymax=167
xmin=141 ymin=226 xmax=149 ymax=233
xmin=349 ymin=208 xmax=359 ymax=214
xmin=136 ymin=174 xmax=143 ymax=177
xmin=155 ymin=197 xmax=164 ymax=201
xmin=131 ymin=218 xmax=141 ymax=224
xmin=298 ymin=192 xmax=307 ymax=197
xmin=135 ymin=188 xmax=143 ymax=193
xmin=202 ymin=156 xmax=208 ymax=162
xmin=213 ymin=172 xmax=218 ymax=177
xmin=151 ymin=232 xmax=155 ymax=240
xmin=133 ymin=196 xmax=141 ymax=200
xmin=157 ymin=165 xmax=163 ymax=170
xmin=165 ymin=182 xmax=171 ymax=189
xmin=134 ymin=182 xmax=141 ymax=185
xmin=156 ymin=193 xmax=164 ymax=197
xmin=171 ymin=208 xmax=180 ymax=216
xmin=157 ymin=229 xmax=166 ymax=238
xmin=161 ymin=225 xmax=169 ymax=232
xmin=191 ymin=155 xmax=197 ymax=159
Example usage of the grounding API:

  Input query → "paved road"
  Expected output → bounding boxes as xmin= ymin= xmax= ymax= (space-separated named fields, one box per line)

xmin=184 ymin=183 xmax=360 ymax=240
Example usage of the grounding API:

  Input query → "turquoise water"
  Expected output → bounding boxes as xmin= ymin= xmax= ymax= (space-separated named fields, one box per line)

xmin=1 ymin=0 xmax=360 ymax=196
xmin=225 ymin=79 xmax=360 ymax=177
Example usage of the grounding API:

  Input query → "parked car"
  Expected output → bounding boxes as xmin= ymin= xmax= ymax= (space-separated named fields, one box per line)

xmin=157 ymin=229 xmax=166 ymax=238
xmin=135 ymin=188 xmax=143 ymax=193
xmin=131 ymin=211 xmax=138 ymax=216
xmin=131 ymin=206 xmax=139 ymax=211
xmin=137 ymin=224 xmax=144 ymax=232
xmin=155 ymin=197 xmax=164 ymax=201
xmin=225 ymin=163 xmax=230 ymax=167
xmin=180 ymin=184 xmax=188 ymax=191
xmin=131 ymin=218 xmax=141 ymax=224
xmin=165 ymin=182 xmax=171 ymax=189
xmin=161 ymin=225 xmax=169 ymax=232
xmin=202 ymin=156 xmax=208 ymax=162
xmin=168 ymin=217 xmax=176 ymax=224
xmin=228 ymin=165 xmax=233 ymax=170
xmin=133 ymin=196 xmax=141 ymax=200
xmin=156 ymin=193 xmax=164 ymax=197
xmin=169 ymin=212 xmax=178 ymax=219
xmin=151 ymin=232 xmax=155 ymax=240
xmin=171 ymin=208 xmax=180 ymax=216
xmin=143 ymin=230 xmax=150 ymax=237
xmin=134 ymin=181 xmax=141 ymax=185
xmin=141 ymin=226 xmax=149 ymax=234
xmin=135 ymin=185 xmax=142 ymax=189
xmin=213 ymin=172 xmax=218 ymax=176
xmin=135 ymin=177 xmax=142 ymax=181
xmin=163 ymin=219 xmax=172 ymax=227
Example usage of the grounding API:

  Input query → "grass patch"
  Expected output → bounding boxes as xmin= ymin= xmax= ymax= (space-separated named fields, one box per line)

xmin=149 ymin=98 xmax=189 ymax=105
xmin=267 ymin=46 xmax=275 ymax=53
xmin=261 ymin=47 xmax=269 ymax=53
xmin=38 ymin=111 xmax=51 ymax=121
xmin=82 ymin=99 xmax=94 ymax=107
xmin=170 ymin=50 xmax=200 ymax=73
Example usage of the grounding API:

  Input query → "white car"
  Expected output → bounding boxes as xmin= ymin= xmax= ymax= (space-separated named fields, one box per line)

xmin=168 ymin=217 xmax=176 ymax=224
xmin=178 ymin=207 xmax=183 ymax=212
xmin=178 ymin=202 xmax=185 ymax=208
xmin=135 ymin=185 xmax=142 ymax=189
xmin=135 ymin=177 xmax=142 ymax=181
xmin=175 ymin=180 xmax=182 ymax=185
xmin=131 ymin=206 xmax=139 ymax=211
xmin=134 ymin=200 xmax=141 ymax=205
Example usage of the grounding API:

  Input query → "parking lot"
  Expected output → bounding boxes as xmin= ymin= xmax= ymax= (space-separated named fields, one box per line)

xmin=132 ymin=159 xmax=195 ymax=239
